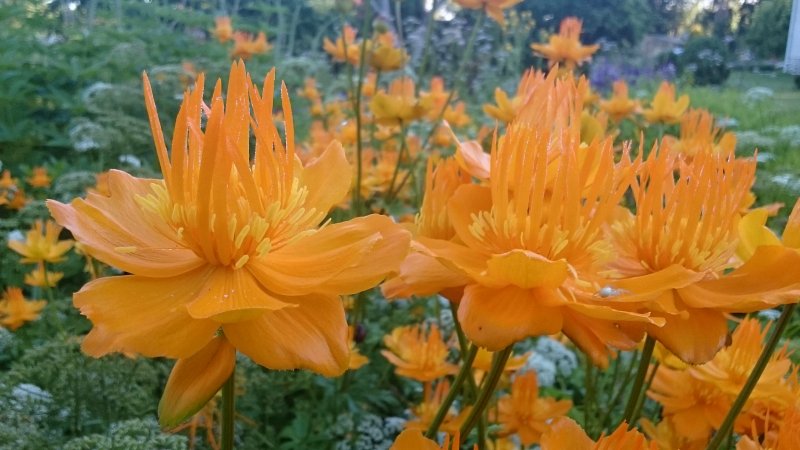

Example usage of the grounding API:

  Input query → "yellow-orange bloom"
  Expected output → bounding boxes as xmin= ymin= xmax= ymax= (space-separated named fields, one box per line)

xmin=370 ymin=77 xmax=427 ymax=125
xmin=453 ymin=0 xmax=522 ymax=26
xmin=8 ymin=220 xmax=74 ymax=264
xmin=406 ymin=380 xmax=465 ymax=434
xmin=496 ymin=371 xmax=571 ymax=445
xmin=24 ymin=265 xmax=64 ymax=288
xmin=599 ymin=80 xmax=640 ymax=122
xmin=541 ymin=417 xmax=658 ymax=450
xmin=482 ymin=69 xmax=544 ymax=123
xmin=607 ymin=145 xmax=800 ymax=364
xmin=0 ymin=287 xmax=46 ymax=331
xmin=739 ymin=198 xmax=800 ymax=261
xmin=230 ymin=31 xmax=271 ymax=60
xmin=0 ymin=170 xmax=26 ymax=210
xmin=369 ymin=31 xmax=407 ymax=71
xmin=27 ymin=167 xmax=52 ymax=188
xmin=323 ymin=25 xmax=367 ymax=65
xmin=530 ymin=17 xmax=599 ymax=70
xmin=48 ymin=62 xmax=410 ymax=426
xmin=640 ymin=418 xmax=708 ymax=450
xmin=212 ymin=16 xmax=233 ymax=43
xmin=391 ymin=429 xmax=464 ymax=450
xmin=662 ymin=108 xmax=736 ymax=160
xmin=381 ymin=324 xmax=457 ymax=382
xmin=642 ymin=81 xmax=689 ymax=124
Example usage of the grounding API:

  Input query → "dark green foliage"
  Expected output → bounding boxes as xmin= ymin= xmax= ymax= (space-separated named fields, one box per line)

xmin=679 ymin=35 xmax=731 ymax=86
xmin=61 ymin=418 xmax=188 ymax=450
xmin=745 ymin=0 xmax=792 ymax=59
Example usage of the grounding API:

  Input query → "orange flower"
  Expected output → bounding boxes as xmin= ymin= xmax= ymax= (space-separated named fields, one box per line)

xmin=369 ymin=31 xmax=407 ymax=71
xmin=323 ymin=24 xmax=367 ymax=65
xmin=0 ymin=287 xmax=46 ymax=331
xmin=420 ymin=77 xmax=451 ymax=118
xmin=27 ymin=167 xmax=52 ymax=188
xmin=482 ymin=69 xmax=544 ymax=123
xmin=212 ymin=16 xmax=233 ymax=43
xmin=443 ymin=102 xmax=471 ymax=128
xmin=47 ymin=62 xmax=410 ymax=426
xmin=640 ymin=418 xmax=708 ymax=450
xmin=24 ymin=264 xmax=64 ymax=288
xmin=406 ymin=380 xmax=465 ymax=434
xmin=606 ymin=146 xmax=800 ymax=364
xmin=370 ymin=77 xmax=427 ymax=125
xmin=421 ymin=72 xmax=658 ymax=366
xmin=530 ymin=17 xmax=599 ymax=70
xmin=391 ymin=429 xmax=464 ymax=450
xmin=641 ymin=81 xmax=689 ymax=124
xmin=453 ymin=0 xmax=522 ymax=26
xmin=497 ymin=371 xmax=572 ymax=445
xmin=8 ymin=220 xmax=74 ymax=264
xmin=599 ymin=80 xmax=640 ymax=122
xmin=230 ymin=31 xmax=271 ymax=60
xmin=0 ymin=170 xmax=26 ymax=209
xmin=662 ymin=109 xmax=736 ymax=159
xmin=738 ymin=197 xmax=800 ymax=261
xmin=541 ymin=417 xmax=658 ymax=450
xmin=381 ymin=324 xmax=457 ymax=382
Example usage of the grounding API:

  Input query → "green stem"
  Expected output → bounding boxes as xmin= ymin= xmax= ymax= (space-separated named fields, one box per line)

xmin=221 ymin=368 xmax=236 ymax=450
xmin=584 ymin=357 xmax=596 ymax=436
xmin=622 ymin=335 xmax=655 ymax=426
xmin=425 ymin=345 xmax=478 ymax=438
xmin=384 ymin=121 xmax=408 ymax=203
xmin=598 ymin=350 xmax=638 ymax=429
xmin=630 ymin=362 xmax=660 ymax=426
xmin=449 ymin=301 xmax=479 ymax=397
xmin=351 ymin=4 xmax=372 ymax=217
xmin=417 ymin=0 xmax=438 ymax=82
xmin=705 ymin=304 xmax=797 ymax=450
xmin=460 ymin=346 xmax=512 ymax=438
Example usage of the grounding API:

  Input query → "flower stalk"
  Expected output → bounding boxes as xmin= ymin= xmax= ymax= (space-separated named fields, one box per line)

xmin=425 ymin=344 xmax=478 ymax=438
xmin=459 ymin=345 xmax=512 ymax=438
xmin=221 ymin=367 xmax=235 ymax=450
xmin=622 ymin=335 xmax=655 ymax=425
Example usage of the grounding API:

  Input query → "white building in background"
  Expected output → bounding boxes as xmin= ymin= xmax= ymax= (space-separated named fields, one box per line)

xmin=787 ymin=0 xmax=800 ymax=74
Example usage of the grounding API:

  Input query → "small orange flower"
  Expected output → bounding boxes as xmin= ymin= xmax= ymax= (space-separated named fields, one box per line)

xmin=381 ymin=324 xmax=457 ymax=382
xmin=391 ymin=429 xmax=464 ymax=450
xmin=406 ymin=380 xmax=465 ymax=434
xmin=420 ymin=77 xmax=451 ymax=118
xmin=48 ymin=62 xmax=410 ymax=426
xmin=230 ymin=31 xmax=271 ymax=60
xmin=642 ymin=81 xmax=689 ymax=124
xmin=24 ymin=264 xmax=64 ymax=288
xmin=212 ymin=16 xmax=233 ymax=43
xmin=482 ymin=69 xmax=544 ymax=123
xmin=27 ymin=167 xmax=52 ymax=188
xmin=541 ymin=417 xmax=658 ymax=450
xmin=640 ymin=418 xmax=708 ymax=450
xmin=662 ymin=109 xmax=736 ymax=159
xmin=8 ymin=220 xmax=74 ymax=264
xmin=323 ymin=25 xmax=367 ymax=65
xmin=369 ymin=31 xmax=407 ymax=71
xmin=530 ymin=17 xmax=599 ymax=70
xmin=0 ymin=287 xmax=46 ymax=331
xmin=497 ymin=371 xmax=572 ymax=445
xmin=0 ymin=170 xmax=26 ymax=210
xmin=370 ymin=77 xmax=427 ymax=125
xmin=453 ymin=0 xmax=522 ymax=26
xmin=599 ymin=80 xmax=640 ymax=122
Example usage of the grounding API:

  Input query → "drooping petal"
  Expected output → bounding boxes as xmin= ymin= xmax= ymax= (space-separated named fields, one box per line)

xmin=540 ymin=417 xmax=593 ymax=450
xmin=248 ymin=215 xmax=410 ymax=296
xmin=381 ymin=252 xmax=469 ymax=299
xmin=186 ymin=267 xmax=293 ymax=322
xmin=416 ymin=236 xmax=489 ymax=280
xmin=459 ymin=284 xmax=563 ymax=350
xmin=484 ymin=250 xmax=571 ymax=289
xmin=47 ymin=170 xmax=203 ymax=277
xmin=455 ymin=139 xmax=490 ymax=179
xmin=610 ymin=265 xmax=706 ymax=303
xmin=647 ymin=308 xmax=729 ymax=365
xmin=737 ymin=208 xmax=781 ymax=261
xmin=76 ymin=269 xmax=219 ymax=359
xmin=300 ymin=140 xmax=352 ymax=216
xmin=158 ymin=336 xmax=235 ymax=427
xmin=390 ymin=429 xmax=441 ymax=450
xmin=223 ymin=292 xmax=348 ymax=376
xmin=561 ymin=309 xmax=644 ymax=369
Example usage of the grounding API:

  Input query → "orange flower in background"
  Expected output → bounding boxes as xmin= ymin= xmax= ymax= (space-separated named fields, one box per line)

xmin=482 ymin=69 xmax=544 ymax=123
xmin=421 ymin=72 xmax=658 ymax=366
xmin=370 ymin=77 xmax=428 ymax=125
xmin=443 ymin=102 xmax=472 ymax=128
xmin=599 ymin=80 xmax=640 ymax=122
xmin=496 ymin=371 xmax=572 ymax=446
xmin=420 ymin=77 xmax=451 ymax=119
xmin=230 ymin=31 xmax=271 ymax=60
xmin=642 ymin=81 xmax=689 ymax=124
xmin=662 ymin=109 xmax=736 ymax=159
xmin=391 ymin=429 xmax=464 ymax=450
xmin=530 ymin=17 xmax=599 ymax=70
xmin=0 ymin=287 xmax=46 ymax=331
xmin=406 ymin=380 xmax=465 ymax=434
xmin=607 ymin=146 xmax=800 ymax=364
xmin=640 ymin=418 xmax=708 ymax=450
xmin=541 ymin=417 xmax=658 ymax=450
xmin=212 ymin=16 xmax=233 ymax=43
xmin=0 ymin=170 xmax=26 ymax=209
xmin=8 ymin=220 xmax=74 ymax=264
xmin=24 ymin=265 xmax=64 ymax=288
xmin=453 ymin=0 xmax=523 ymax=26
xmin=369 ymin=31 xmax=407 ymax=71
xmin=48 ymin=62 xmax=410 ymax=426
xmin=324 ymin=24 xmax=366 ymax=65
xmin=27 ymin=167 xmax=52 ymax=188
xmin=381 ymin=323 xmax=457 ymax=382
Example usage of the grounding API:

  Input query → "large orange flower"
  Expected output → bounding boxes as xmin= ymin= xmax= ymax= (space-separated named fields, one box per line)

xmin=530 ymin=17 xmax=599 ymax=70
xmin=420 ymin=72 xmax=659 ymax=366
xmin=606 ymin=145 xmax=800 ymax=364
xmin=48 ymin=62 xmax=410 ymax=425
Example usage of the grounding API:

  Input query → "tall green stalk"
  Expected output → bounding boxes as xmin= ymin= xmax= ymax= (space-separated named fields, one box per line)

xmin=351 ymin=4 xmax=372 ymax=217
xmin=459 ymin=346 xmax=512 ymax=438
xmin=622 ymin=335 xmax=655 ymax=426
xmin=425 ymin=345 xmax=478 ymax=438
xmin=705 ymin=304 xmax=797 ymax=450
xmin=221 ymin=368 xmax=236 ymax=450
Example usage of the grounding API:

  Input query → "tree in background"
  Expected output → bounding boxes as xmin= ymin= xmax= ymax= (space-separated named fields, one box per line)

xmin=745 ymin=0 xmax=793 ymax=59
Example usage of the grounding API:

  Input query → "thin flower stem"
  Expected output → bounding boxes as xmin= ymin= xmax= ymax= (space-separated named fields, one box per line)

xmin=425 ymin=344 xmax=478 ymax=438
xmin=221 ymin=367 xmax=236 ymax=450
xmin=460 ymin=346 xmax=512 ymax=438
xmin=706 ymin=304 xmax=798 ymax=450
xmin=384 ymin=121 xmax=408 ymax=202
xmin=598 ymin=350 xmax=639 ymax=429
xmin=449 ymin=301 xmax=479 ymax=397
xmin=584 ymin=356 xmax=596 ymax=436
xmin=351 ymin=5 xmax=372 ymax=216
xmin=622 ymin=335 xmax=656 ymax=426
xmin=630 ymin=362 xmax=660 ymax=426
xmin=41 ymin=262 xmax=55 ymax=303
xmin=417 ymin=0 xmax=438 ymax=82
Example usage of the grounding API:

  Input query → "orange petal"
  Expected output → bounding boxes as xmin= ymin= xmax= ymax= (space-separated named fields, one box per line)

xmin=737 ymin=208 xmax=781 ymax=261
xmin=561 ymin=309 xmax=643 ymax=369
xmin=390 ymin=429 xmax=441 ymax=450
xmin=47 ymin=170 xmax=203 ymax=277
xmin=540 ymin=417 xmax=593 ymax=450
xmin=647 ymin=308 xmax=729 ymax=365
xmin=455 ymin=139 xmax=490 ymax=179
xmin=680 ymin=245 xmax=800 ymax=311
xmin=458 ymin=284 xmax=563 ymax=350
xmin=249 ymin=215 xmax=410 ymax=296
xmin=186 ymin=268 xmax=293 ymax=322
xmin=610 ymin=265 xmax=706 ymax=303
xmin=75 ymin=269 xmax=219 ymax=359
xmin=416 ymin=236 xmax=488 ymax=280
xmin=381 ymin=252 xmax=469 ymax=299
xmin=447 ymin=184 xmax=493 ymax=251
xmin=158 ymin=335 xmax=235 ymax=427
xmin=222 ymin=292 xmax=348 ymax=376
xmin=300 ymin=140 xmax=352 ymax=215
xmin=485 ymin=250 xmax=570 ymax=289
